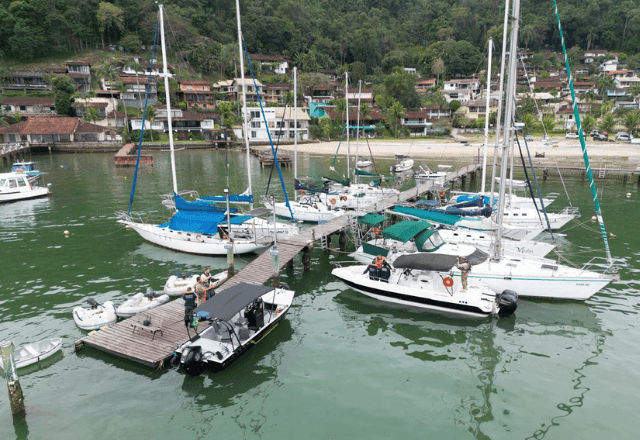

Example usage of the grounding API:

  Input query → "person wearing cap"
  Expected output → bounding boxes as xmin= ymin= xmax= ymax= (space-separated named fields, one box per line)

xmin=456 ymin=256 xmax=471 ymax=292
xmin=201 ymin=268 xmax=212 ymax=286
xmin=182 ymin=287 xmax=197 ymax=311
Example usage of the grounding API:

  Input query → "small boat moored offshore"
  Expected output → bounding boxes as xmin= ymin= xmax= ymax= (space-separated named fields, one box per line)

xmin=176 ymin=282 xmax=295 ymax=375
xmin=73 ymin=299 xmax=118 ymax=330
xmin=0 ymin=338 xmax=62 ymax=370
xmin=116 ymin=288 xmax=170 ymax=318
xmin=0 ymin=172 xmax=51 ymax=203
xmin=164 ymin=270 xmax=228 ymax=296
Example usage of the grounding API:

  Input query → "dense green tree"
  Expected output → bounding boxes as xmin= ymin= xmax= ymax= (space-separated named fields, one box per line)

xmin=378 ymin=70 xmax=421 ymax=110
xmin=97 ymin=2 xmax=125 ymax=48
xmin=581 ymin=114 xmax=597 ymax=134
xmin=52 ymin=76 xmax=76 ymax=117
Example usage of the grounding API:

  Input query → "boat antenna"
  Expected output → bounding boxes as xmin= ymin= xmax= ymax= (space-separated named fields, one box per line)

xmin=235 ymin=0 xmax=253 ymax=210
xmin=127 ymin=17 xmax=159 ymax=214
xmin=355 ymin=79 xmax=362 ymax=184
xmin=159 ymin=4 xmax=178 ymax=196
xmin=481 ymin=37 xmax=493 ymax=193
xmin=553 ymin=0 xmax=613 ymax=265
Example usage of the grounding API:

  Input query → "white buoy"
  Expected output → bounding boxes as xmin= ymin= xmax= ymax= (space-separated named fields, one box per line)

xmin=627 ymin=193 xmax=631 ymax=198
xmin=64 ymin=230 xmax=70 ymax=236
xmin=591 ymin=216 xmax=596 ymax=222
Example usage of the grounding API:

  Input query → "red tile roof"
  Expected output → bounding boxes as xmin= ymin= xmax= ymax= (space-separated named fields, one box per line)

xmin=0 ymin=116 xmax=104 ymax=134
xmin=179 ymin=80 xmax=210 ymax=86
xmin=1 ymin=97 xmax=55 ymax=106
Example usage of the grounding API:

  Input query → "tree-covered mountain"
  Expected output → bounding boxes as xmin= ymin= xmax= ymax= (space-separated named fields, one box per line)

xmin=2 ymin=0 xmax=640 ymax=75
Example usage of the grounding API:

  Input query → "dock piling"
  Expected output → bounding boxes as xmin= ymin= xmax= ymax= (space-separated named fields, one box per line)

xmin=1 ymin=341 xmax=26 ymax=416
xmin=270 ymin=246 xmax=280 ymax=288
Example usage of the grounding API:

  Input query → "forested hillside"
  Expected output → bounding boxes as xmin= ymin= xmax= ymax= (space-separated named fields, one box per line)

xmin=2 ymin=0 xmax=640 ymax=75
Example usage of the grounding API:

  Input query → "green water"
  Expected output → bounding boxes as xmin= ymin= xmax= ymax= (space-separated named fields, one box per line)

xmin=1 ymin=150 xmax=639 ymax=440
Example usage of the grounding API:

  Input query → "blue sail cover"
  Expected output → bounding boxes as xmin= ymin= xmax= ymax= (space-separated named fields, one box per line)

xmin=174 ymin=194 xmax=237 ymax=213
xmin=162 ymin=211 xmax=252 ymax=234
xmin=393 ymin=206 xmax=462 ymax=226
xmin=200 ymin=194 xmax=254 ymax=204
xmin=454 ymin=194 xmax=497 ymax=207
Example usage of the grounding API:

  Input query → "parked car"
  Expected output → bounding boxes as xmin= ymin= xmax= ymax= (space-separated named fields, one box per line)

xmin=592 ymin=133 xmax=608 ymax=141
xmin=524 ymin=135 xmax=533 ymax=141
xmin=590 ymin=129 xmax=599 ymax=136
xmin=615 ymin=132 xmax=630 ymax=141
xmin=565 ymin=132 xmax=579 ymax=139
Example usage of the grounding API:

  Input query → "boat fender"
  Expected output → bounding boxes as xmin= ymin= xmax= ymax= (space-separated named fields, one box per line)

xmin=443 ymin=277 xmax=454 ymax=287
xmin=330 ymin=198 xmax=337 ymax=205
xmin=341 ymin=196 xmax=348 ymax=202
xmin=372 ymin=227 xmax=380 ymax=236
xmin=497 ymin=290 xmax=518 ymax=317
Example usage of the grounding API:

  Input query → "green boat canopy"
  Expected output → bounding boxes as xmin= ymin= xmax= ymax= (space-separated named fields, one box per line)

xmin=415 ymin=229 xmax=438 ymax=251
xmin=354 ymin=169 xmax=378 ymax=176
xmin=392 ymin=206 xmax=461 ymax=226
xmin=382 ymin=220 xmax=433 ymax=242
xmin=357 ymin=213 xmax=386 ymax=226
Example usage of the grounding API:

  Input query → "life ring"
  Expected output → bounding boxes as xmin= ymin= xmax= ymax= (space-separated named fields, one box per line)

xmin=372 ymin=227 xmax=380 ymax=235
xmin=330 ymin=198 xmax=337 ymax=205
xmin=299 ymin=190 xmax=305 ymax=194
xmin=341 ymin=196 xmax=348 ymax=201
xmin=439 ymin=190 xmax=446 ymax=198
xmin=443 ymin=277 xmax=454 ymax=287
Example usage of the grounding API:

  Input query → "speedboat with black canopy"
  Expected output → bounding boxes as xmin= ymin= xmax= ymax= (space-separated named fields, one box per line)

xmin=175 ymin=282 xmax=295 ymax=375
xmin=332 ymin=253 xmax=517 ymax=318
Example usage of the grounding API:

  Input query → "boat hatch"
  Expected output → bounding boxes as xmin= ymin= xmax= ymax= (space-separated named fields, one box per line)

xmin=541 ymin=264 xmax=558 ymax=271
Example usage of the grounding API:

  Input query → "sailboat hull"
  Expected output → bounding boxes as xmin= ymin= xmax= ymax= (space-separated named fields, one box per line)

xmin=123 ymin=221 xmax=269 ymax=255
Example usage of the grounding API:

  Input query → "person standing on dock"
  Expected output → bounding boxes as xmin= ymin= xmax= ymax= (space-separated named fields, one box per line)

xmin=456 ymin=256 xmax=471 ymax=292
xmin=194 ymin=277 xmax=206 ymax=305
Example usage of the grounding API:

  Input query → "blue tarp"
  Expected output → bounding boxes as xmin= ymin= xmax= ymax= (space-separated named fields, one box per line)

xmin=392 ymin=206 xmax=461 ymax=225
xmin=200 ymin=194 xmax=254 ymax=204
xmin=164 ymin=210 xmax=252 ymax=235
xmin=174 ymin=194 xmax=233 ymax=213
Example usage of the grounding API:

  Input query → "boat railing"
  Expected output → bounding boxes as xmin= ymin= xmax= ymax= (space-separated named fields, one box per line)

xmin=579 ymin=256 xmax=621 ymax=278
xmin=560 ymin=206 xmax=581 ymax=217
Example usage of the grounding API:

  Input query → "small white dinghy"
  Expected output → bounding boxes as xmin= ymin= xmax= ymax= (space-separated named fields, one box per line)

xmin=116 ymin=288 xmax=170 ymax=318
xmin=73 ymin=299 xmax=118 ymax=330
xmin=0 ymin=338 xmax=62 ymax=370
xmin=164 ymin=273 xmax=199 ymax=296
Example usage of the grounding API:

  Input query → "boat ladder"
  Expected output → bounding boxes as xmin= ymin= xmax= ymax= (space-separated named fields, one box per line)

xmin=349 ymin=216 xmax=362 ymax=249
xmin=598 ymin=167 xmax=606 ymax=178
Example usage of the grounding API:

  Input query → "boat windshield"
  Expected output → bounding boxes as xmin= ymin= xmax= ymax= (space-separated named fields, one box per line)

xmin=420 ymin=231 xmax=445 ymax=252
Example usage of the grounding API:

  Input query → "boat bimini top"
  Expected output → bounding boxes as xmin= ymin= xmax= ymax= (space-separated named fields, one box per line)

xmin=194 ymin=283 xmax=274 ymax=321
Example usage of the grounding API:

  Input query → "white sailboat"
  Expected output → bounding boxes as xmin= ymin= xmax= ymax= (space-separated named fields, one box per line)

xmin=119 ymin=5 xmax=284 ymax=255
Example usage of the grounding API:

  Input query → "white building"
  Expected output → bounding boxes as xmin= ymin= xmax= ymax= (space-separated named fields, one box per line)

xmin=442 ymin=79 xmax=481 ymax=102
xmin=235 ymin=107 xmax=310 ymax=142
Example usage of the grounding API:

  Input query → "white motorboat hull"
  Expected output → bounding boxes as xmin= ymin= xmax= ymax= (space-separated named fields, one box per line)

xmin=73 ymin=301 xmax=118 ymax=330
xmin=122 ymin=220 xmax=269 ymax=255
xmin=0 ymin=186 xmax=50 ymax=202
xmin=116 ymin=292 xmax=170 ymax=318
xmin=390 ymin=159 xmax=414 ymax=173
xmin=0 ymin=338 xmax=62 ymax=370
xmin=332 ymin=265 xmax=507 ymax=318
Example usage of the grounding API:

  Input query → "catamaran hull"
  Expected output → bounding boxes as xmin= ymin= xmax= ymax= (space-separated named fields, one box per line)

xmin=124 ymin=221 xmax=268 ymax=255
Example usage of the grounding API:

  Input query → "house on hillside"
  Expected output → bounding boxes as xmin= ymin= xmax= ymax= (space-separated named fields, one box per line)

xmin=306 ymin=83 xmax=334 ymax=103
xmin=442 ymin=79 xmax=481 ymax=102
xmin=177 ymin=80 xmax=216 ymax=109
xmin=0 ymin=116 xmax=108 ymax=144
xmin=401 ymin=111 xmax=433 ymax=136
xmin=105 ymin=76 xmax=158 ymax=107
xmin=1 ymin=98 xmax=56 ymax=117
xmin=263 ymin=83 xmax=292 ymax=104
xmin=239 ymin=107 xmax=310 ymax=142
xmin=323 ymin=106 xmax=384 ymax=137
xmin=248 ymin=54 xmax=289 ymax=75
xmin=459 ymin=99 xmax=498 ymax=120
xmin=66 ymin=61 xmax=91 ymax=93
xmin=73 ymin=101 xmax=109 ymax=121
xmin=415 ymin=78 xmax=436 ymax=93
xmin=212 ymin=78 xmax=263 ymax=103
xmin=346 ymin=88 xmax=374 ymax=104
xmin=582 ymin=50 xmax=607 ymax=64
xmin=121 ymin=58 xmax=173 ymax=77
xmin=1 ymin=71 xmax=52 ymax=93
xmin=129 ymin=107 xmax=218 ymax=139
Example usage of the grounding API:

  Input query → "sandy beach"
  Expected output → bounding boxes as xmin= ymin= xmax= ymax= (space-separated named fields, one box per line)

xmin=270 ymin=137 xmax=640 ymax=169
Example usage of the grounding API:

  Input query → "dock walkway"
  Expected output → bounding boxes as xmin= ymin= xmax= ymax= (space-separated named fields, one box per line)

xmin=76 ymin=162 xmax=481 ymax=368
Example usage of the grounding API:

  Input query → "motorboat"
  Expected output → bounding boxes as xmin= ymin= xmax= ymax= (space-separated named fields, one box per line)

xmin=0 ymin=172 xmax=50 ymax=203
xmin=116 ymin=288 xmax=171 ymax=318
xmin=0 ymin=338 xmax=62 ymax=370
xmin=12 ymin=161 xmax=43 ymax=176
xmin=262 ymin=193 xmax=346 ymax=223
xmin=73 ymin=299 xmax=118 ymax=330
xmin=331 ymin=255 xmax=518 ymax=318
xmin=176 ymin=282 xmax=295 ymax=375
xmin=356 ymin=158 xmax=372 ymax=168
xmin=390 ymin=158 xmax=414 ymax=173
xmin=413 ymin=165 xmax=447 ymax=182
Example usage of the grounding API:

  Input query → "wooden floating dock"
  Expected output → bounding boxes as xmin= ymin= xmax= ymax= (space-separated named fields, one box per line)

xmin=76 ymin=162 xmax=481 ymax=368
xmin=540 ymin=165 xmax=640 ymax=182
xmin=114 ymin=143 xmax=154 ymax=166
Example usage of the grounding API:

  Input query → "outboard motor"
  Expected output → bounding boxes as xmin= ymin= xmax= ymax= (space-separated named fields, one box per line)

xmin=86 ymin=298 xmax=99 ymax=309
xmin=497 ymin=290 xmax=518 ymax=317
xmin=379 ymin=265 xmax=391 ymax=282
xmin=181 ymin=345 xmax=205 ymax=376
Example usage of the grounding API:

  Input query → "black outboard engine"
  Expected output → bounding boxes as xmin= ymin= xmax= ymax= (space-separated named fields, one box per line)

xmin=379 ymin=265 xmax=391 ymax=282
xmin=181 ymin=345 xmax=205 ymax=375
xmin=497 ymin=290 xmax=518 ymax=317
xmin=86 ymin=298 xmax=99 ymax=309
xmin=246 ymin=298 xmax=264 ymax=329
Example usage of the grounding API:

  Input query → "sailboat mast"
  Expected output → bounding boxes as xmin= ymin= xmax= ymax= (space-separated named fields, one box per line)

xmin=345 ymin=72 xmax=350 ymax=179
xmin=355 ymin=80 xmax=362 ymax=184
xmin=489 ymin=2 xmax=510 ymax=209
xmin=553 ymin=0 xmax=613 ymax=265
xmin=494 ymin=0 xmax=520 ymax=261
xmin=294 ymin=66 xmax=298 ymax=201
xmin=235 ymin=0 xmax=253 ymax=209
xmin=158 ymin=4 xmax=178 ymax=196
xmin=481 ymin=38 xmax=493 ymax=193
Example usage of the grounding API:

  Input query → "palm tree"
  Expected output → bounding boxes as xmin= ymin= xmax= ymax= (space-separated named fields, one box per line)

xmin=383 ymin=101 xmax=407 ymax=136
xmin=99 ymin=62 xmax=121 ymax=128
xmin=519 ymin=113 xmax=536 ymax=134
xmin=146 ymin=105 xmax=157 ymax=141
xmin=600 ymin=114 xmax=617 ymax=134
xmin=596 ymin=75 xmax=616 ymax=100
xmin=581 ymin=114 xmax=596 ymax=134
xmin=541 ymin=114 xmax=556 ymax=133
xmin=623 ymin=110 xmax=640 ymax=136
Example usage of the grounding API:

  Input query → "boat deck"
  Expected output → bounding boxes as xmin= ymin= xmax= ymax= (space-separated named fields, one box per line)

xmin=76 ymin=163 xmax=481 ymax=368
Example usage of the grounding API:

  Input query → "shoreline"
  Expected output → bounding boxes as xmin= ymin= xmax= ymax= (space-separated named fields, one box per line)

xmin=264 ymin=138 xmax=640 ymax=169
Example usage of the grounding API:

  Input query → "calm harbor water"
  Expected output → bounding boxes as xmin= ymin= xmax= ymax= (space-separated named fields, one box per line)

xmin=0 ymin=149 xmax=639 ymax=440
